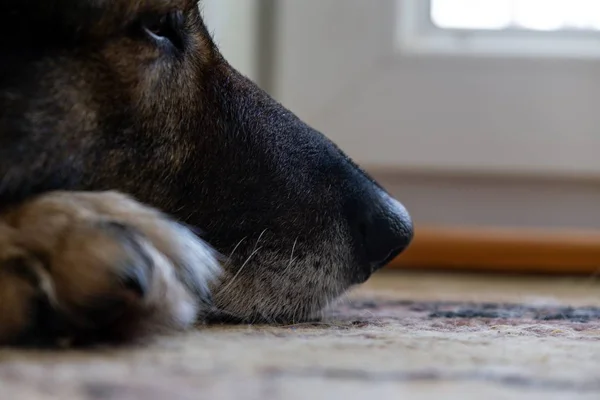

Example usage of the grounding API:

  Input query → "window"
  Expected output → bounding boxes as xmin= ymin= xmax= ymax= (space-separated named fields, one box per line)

xmin=397 ymin=0 xmax=600 ymax=58
xmin=431 ymin=0 xmax=600 ymax=31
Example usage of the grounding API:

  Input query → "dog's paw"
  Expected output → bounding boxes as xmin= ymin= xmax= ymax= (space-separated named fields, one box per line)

xmin=0 ymin=191 xmax=220 ymax=346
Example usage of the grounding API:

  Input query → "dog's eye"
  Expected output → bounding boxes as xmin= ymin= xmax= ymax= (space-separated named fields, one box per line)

xmin=142 ymin=11 xmax=185 ymax=51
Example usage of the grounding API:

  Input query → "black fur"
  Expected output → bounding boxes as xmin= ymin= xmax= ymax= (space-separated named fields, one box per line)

xmin=0 ymin=0 xmax=413 ymax=326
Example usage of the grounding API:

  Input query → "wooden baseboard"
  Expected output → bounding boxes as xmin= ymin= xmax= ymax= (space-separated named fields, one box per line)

xmin=389 ymin=226 xmax=600 ymax=275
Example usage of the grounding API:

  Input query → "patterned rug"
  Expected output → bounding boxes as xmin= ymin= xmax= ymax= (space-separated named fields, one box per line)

xmin=336 ymin=298 xmax=600 ymax=324
xmin=0 ymin=273 xmax=599 ymax=400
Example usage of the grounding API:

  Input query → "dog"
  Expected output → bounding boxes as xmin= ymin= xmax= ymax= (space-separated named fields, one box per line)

xmin=0 ymin=0 xmax=413 ymax=346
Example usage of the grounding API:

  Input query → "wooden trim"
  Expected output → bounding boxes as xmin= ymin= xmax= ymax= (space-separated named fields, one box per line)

xmin=366 ymin=165 xmax=600 ymax=185
xmin=390 ymin=226 xmax=600 ymax=275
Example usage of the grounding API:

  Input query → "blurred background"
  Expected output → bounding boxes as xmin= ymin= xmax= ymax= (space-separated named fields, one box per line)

xmin=202 ymin=0 xmax=600 ymax=275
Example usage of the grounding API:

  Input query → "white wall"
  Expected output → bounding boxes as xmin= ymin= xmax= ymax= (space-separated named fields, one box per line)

xmin=265 ymin=0 xmax=600 ymax=229
xmin=201 ymin=0 xmax=260 ymax=83
xmin=269 ymin=0 xmax=600 ymax=178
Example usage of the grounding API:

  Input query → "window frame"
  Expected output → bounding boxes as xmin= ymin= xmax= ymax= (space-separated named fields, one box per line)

xmin=396 ymin=0 xmax=600 ymax=59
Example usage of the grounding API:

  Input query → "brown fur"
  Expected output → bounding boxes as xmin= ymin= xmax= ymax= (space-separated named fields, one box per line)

xmin=0 ymin=0 xmax=413 ymax=346
xmin=0 ymin=191 xmax=218 ymax=345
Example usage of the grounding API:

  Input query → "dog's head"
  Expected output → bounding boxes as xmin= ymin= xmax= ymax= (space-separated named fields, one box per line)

xmin=0 ymin=0 xmax=413 ymax=322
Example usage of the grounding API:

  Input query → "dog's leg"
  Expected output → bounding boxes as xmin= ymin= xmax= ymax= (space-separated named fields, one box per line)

xmin=0 ymin=191 xmax=220 ymax=346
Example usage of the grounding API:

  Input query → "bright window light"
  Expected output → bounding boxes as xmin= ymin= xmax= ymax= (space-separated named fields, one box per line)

xmin=431 ymin=0 xmax=600 ymax=31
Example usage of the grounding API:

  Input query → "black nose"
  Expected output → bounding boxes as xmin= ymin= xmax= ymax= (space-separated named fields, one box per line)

xmin=348 ymin=189 xmax=413 ymax=271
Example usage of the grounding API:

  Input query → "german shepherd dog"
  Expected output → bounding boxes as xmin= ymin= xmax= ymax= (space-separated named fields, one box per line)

xmin=0 ymin=0 xmax=413 ymax=346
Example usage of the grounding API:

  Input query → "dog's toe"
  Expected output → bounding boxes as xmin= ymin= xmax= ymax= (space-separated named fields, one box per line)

xmin=0 ymin=191 xmax=220 ymax=346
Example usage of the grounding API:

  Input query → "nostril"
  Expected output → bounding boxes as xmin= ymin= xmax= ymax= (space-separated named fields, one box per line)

xmin=365 ymin=213 xmax=412 ymax=269
xmin=349 ymin=192 xmax=413 ymax=272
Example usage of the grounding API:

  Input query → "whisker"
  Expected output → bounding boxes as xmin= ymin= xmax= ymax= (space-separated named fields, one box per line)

xmin=255 ymin=229 xmax=268 ymax=249
xmin=215 ymin=229 xmax=267 ymax=294
xmin=216 ymin=245 xmax=262 ymax=297
xmin=288 ymin=237 xmax=298 ymax=267
xmin=281 ymin=237 xmax=298 ymax=273
xmin=224 ymin=236 xmax=247 ymax=268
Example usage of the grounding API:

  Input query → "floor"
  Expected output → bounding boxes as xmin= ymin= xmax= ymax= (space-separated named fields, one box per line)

xmin=1 ymin=271 xmax=599 ymax=400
